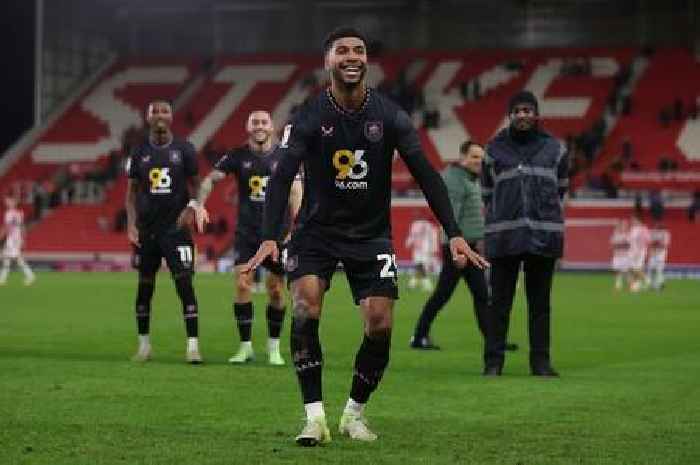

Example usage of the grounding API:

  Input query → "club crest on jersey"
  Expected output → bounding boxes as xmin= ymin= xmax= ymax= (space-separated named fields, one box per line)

xmin=321 ymin=125 xmax=334 ymax=137
xmin=141 ymin=155 xmax=151 ymax=163
xmin=242 ymin=161 xmax=252 ymax=169
xmin=169 ymin=150 xmax=181 ymax=164
xmin=364 ymin=121 xmax=383 ymax=143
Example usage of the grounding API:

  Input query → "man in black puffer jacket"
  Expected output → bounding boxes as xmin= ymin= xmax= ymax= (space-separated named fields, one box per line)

xmin=481 ymin=91 xmax=569 ymax=377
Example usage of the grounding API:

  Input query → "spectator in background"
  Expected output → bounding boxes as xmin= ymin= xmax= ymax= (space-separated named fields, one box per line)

xmin=607 ymin=91 xmax=619 ymax=114
xmin=114 ymin=208 xmax=128 ymax=233
xmin=600 ymin=171 xmax=619 ymax=199
xmin=658 ymin=155 xmax=672 ymax=172
xmin=688 ymin=190 xmax=700 ymax=222
xmin=459 ymin=80 xmax=469 ymax=100
xmin=649 ymin=190 xmax=664 ymax=222
xmin=634 ymin=192 xmax=644 ymax=218
xmin=622 ymin=138 xmax=632 ymax=162
xmin=689 ymin=98 xmax=698 ymax=120
xmin=659 ymin=107 xmax=672 ymax=128
xmin=673 ymin=98 xmax=684 ymax=121
xmin=105 ymin=150 xmax=122 ymax=182
xmin=184 ymin=110 xmax=195 ymax=128
xmin=31 ymin=182 xmax=46 ymax=221
xmin=215 ymin=216 xmax=228 ymax=236
xmin=472 ymin=78 xmax=481 ymax=100
xmin=621 ymin=95 xmax=632 ymax=116
xmin=422 ymin=106 xmax=440 ymax=129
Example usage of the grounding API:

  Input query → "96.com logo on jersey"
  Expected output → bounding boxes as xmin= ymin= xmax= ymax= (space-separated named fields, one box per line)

xmin=333 ymin=149 xmax=368 ymax=190
xmin=248 ymin=175 xmax=269 ymax=202
xmin=148 ymin=167 xmax=172 ymax=194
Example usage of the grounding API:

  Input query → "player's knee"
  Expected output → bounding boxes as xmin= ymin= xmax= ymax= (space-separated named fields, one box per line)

xmin=136 ymin=274 xmax=156 ymax=304
xmin=267 ymin=282 xmax=284 ymax=305
xmin=292 ymin=297 xmax=320 ymax=320
xmin=266 ymin=274 xmax=282 ymax=292
xmin=174 ymin=274 xmax=197 ymax=305
xmin=138 ymin=272 xmax=156 ymax=285
xmin=236 ymin=280 xmax=252 ymax=298
xmin=236 ymin=271 xmax=253 ymax=294
xmin=361 ymin=298 xmax=393 ymax=334
xmin=365 ymin=314 xmax=392 ymax=336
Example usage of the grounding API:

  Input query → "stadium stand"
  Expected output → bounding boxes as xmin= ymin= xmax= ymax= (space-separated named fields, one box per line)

xmin=1 ymin=49 xmax=697 ymax=268
xmin=585 ymin=48 xmax=700 ymax=191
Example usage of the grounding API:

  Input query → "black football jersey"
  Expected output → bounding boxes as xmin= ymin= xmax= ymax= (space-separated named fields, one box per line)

xmin=265 ymin=88 xmax=433 ymax=241
xmin=214 ymin=145 xmax=285 ymax=241
xmin=127 ymin=137 xmax=198 ymax=233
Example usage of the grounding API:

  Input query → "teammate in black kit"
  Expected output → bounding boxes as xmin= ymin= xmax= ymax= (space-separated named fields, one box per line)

xmin=245 ymin=27 xmax=489 ymax=446
xmin=195 ymin=110 xmax=302 ymax=365
xmin=126 ymin=99 xmax=205 ymax=364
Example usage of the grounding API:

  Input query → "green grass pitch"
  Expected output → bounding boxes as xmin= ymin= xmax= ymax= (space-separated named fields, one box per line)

xmin=1 ymin=271 xmax=699 ymax=465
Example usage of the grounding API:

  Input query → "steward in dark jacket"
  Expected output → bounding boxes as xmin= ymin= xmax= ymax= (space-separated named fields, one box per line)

xmin=481 ymin=90 xmax=568 ymax=377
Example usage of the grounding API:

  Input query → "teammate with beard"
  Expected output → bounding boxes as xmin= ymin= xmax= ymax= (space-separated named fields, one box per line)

xmin=244 ymin=27 xmax=488 ymax=446
xmin=195 ymin=110 xmax=302 ymax=365
xmin=126 ymin=99 xmax=205 ymax=364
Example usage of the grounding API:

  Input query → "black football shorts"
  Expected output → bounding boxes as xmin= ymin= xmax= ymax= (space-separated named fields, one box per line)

xmin=285 ymin=230 xmax=399 ymax=305
xmin=132 ymin=227 xmax=195 ymax=276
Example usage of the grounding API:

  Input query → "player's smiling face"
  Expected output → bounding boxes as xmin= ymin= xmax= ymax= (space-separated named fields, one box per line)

xmin=246 ymin=111 xmax=273 ymax=145
xmin=146 ymin=101 xmax=173 ymax=133
xmin=325 ymin=37 xmax=367 ymax=88
xmin=246 ymin=111 xmax=275 ymax=145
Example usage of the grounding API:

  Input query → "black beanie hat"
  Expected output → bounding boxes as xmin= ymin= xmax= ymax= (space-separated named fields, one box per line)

xmin=508 ymin=90 xmax=539 ymax=115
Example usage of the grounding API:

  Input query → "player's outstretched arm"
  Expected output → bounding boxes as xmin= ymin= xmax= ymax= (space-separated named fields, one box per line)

xmin=394 ymin=110 xmax=488 ymax=268
xmin=187 ymin=169 xmax=226 ymax=232
xmin=288 ymin=178 xmax=303 ymax=224
xmin=261 ymin=124 xmax=305 ymax=244
xmin=242 ymin=240 xmax=279 ymax=273
xmin=176 ymin=175 xmax=208 ymax=233
xmin=125 ymin=179 xmax=140 ymax=246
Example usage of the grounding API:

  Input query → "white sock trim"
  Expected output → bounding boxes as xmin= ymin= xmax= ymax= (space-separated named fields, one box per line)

xmin=304 ymin=401 xmax=325 ymax=421
xmin=267 ymin=337 xmax=280 ymax=353
xmin=344 ymin=398 xmax=365 ymax=415
xmin=240 ymin=340 xmax=253 ymax=351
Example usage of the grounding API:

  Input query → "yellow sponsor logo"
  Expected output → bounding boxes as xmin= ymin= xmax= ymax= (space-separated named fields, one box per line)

xmin=249 ymin=175 xmax=269 ymax=201
xmin=333 ymin=149 xmax=369 ymax=190
xmin=148 ymin=167 xmax=172 ymax=193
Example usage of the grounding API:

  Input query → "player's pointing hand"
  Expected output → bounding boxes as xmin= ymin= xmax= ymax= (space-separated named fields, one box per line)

xmin=449 ymin=236 xmax=490 ymax=269
xmin=242 ymin=240 xmax=279 ymax=273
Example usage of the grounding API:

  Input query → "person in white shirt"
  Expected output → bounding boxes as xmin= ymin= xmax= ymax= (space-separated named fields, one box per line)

xmin=628 ymin=215 xmax=650 ymax=292
xmin=405 ymin=216 xmax=439 ymax=291
xmin=646 ymin=222 xmax=670 ymax=291
xmin=0 ymin=196 xmax=35 ymax=286
xmin=610 ymin=219 xmax=630 ymax=291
